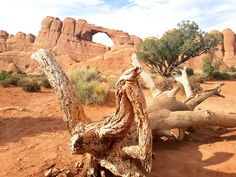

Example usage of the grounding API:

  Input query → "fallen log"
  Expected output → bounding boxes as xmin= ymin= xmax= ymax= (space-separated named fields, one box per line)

xmin=32 ymin=49 xmax=236 ymax=176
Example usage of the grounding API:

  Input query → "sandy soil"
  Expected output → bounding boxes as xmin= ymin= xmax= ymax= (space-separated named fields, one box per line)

xmin=0 ymin=81 xmax=236 ymax=177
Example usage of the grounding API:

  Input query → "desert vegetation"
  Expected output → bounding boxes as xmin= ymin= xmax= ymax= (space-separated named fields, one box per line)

xmin=28 ymin=49 xmax=236 ymax=177
xmin=69 ymin=66 xmax=109 ymax=105
xmin=1 ymin=15 xmax=236 ymax=177
xmin=136 ymin=20 xmax=220 ymax=76
xmin=0 ymin=70 xmax=52 ymax=92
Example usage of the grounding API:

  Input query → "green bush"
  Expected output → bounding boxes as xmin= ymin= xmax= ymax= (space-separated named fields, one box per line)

xmin=69 ymin=66 xmax=101 ymax=83
xmin=189 ymin=77 xmax=203 ymax=93
xmin=0 ymin=80 xmax=10 ymax=87
xmin=69 ymin=67 xmax=109 ymax=105
xmin=74 ymin=80 xmax=108 ymax=104
xmin=40 ymin=78 xmax=51 ymax=88
xmin=189 ymin=74 xmax=208 ymax=83
xmin=186 ymin=68 xmax=194 ymax=77
xmin=22 ymin=81 xmax=41 ymax=92
xmin=229 ymin=67 xmax=236 ymax=72
xmin=0 ymin=70 xmax=12 ymax=80
xmin=202 ymin=57 xmax=230 ymax=80
xmin=211 ymin=72 xmax=230 ymax=80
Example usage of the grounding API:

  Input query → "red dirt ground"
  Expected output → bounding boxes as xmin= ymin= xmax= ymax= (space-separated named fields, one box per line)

xmin=0 ymin=81 xmax=236 ymax=177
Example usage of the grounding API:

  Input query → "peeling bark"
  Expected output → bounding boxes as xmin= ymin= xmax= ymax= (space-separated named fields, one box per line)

xmin=32 ymin=49 xmax=236 ymax=176
xmin=149 ymin=109 xmax=236 ymax=130
xmin=32 ymin=49 xmax=152 ymax=176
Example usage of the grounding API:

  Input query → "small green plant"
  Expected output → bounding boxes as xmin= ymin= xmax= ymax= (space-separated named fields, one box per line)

xmin=202 ymin=57 xmax=230 ymax=80
xmin=186 ymin=68 xmax=194 ymax=77
xmin=0 ymin=70 xmax=12 ymax=80
xmin=0 ymin=80 xmax=10 ymax=87
xmin=22 ymin=81 xmax=41 ymax=92
xmin=69 ymin=67 xmax=109 ymax=105
xmin=202 ymin=57 xmax=216 ymax=76
xmin=229 ymin=66 xmax=236 ymax=72
xmin=211 ymin=72 xmax=230 ymax=80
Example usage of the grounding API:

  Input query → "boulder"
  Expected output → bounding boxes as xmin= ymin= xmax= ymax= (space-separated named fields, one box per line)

xmin=0 ymin=30 xmax=9 ymax=52
xmin=209 ymin=30 xmax=224 ymax=59
xmin=223 ymin=28 xmax=235 ymax=61
xmin=7 ymin=32 xmax=35 ymax=52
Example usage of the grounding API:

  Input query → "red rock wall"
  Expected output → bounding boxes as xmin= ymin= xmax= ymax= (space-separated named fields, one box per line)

xmin=32 ymin=16 xmax=142 ymax=61
xmin=186 ymin=28 xmax=236 ymax=71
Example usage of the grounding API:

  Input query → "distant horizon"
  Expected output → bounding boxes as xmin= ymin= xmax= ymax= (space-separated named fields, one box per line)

xmin=1 ymin=0 xmax=236 ymax=46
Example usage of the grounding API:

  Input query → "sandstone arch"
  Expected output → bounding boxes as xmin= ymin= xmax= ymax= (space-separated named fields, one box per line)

xmin=92 ymin=32 xmax=114 ymax=47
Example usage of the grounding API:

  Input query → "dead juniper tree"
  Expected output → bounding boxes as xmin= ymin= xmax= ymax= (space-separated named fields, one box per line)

xmin=32 ymin=49 xmax=236 ymax=176
xmin=131 ymin=53 xmax=227 ymax=140
xmin=32 ymin=49 xmax=152 ymax=176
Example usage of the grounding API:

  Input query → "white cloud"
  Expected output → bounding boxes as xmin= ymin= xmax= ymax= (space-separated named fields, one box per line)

xmin=1 ymin=0 xmax=236 ymax=46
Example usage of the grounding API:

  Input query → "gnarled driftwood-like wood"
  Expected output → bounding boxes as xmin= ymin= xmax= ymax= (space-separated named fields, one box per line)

xmin=32 ymin=49 xmax=152 ymax=176
xmin=32 ymin=49 xmax=236 ymax=176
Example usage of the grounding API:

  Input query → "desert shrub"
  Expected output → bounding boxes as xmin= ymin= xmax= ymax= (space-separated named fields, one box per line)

xmin=74 ymin=80 xmax=108 ymax=104
xmin=186 ymin=68 xmax=194 ymax=77
xmin=0 ymin=71 xmax=23 ymax=87
xmin=106 ymin=74 xmax=119 ymax=89
xmin=155 ymin=77 xmax=173 ymax=91
xmin=40 ymin=78 xmax=51 ymax=88
xmin=0 ymin=70 xmax=12 ymax=80
xmin=70 ymin=66 xmax=101 ymax=83
xmin=229 ymin=66 xmax=236 ymax=72
xmin=189 ymin=74 xmax=208 ymax=83
xmin=0 ymin=80 xmax=10 ymax=87
xmin=202 ymin=57 xmax=230 ymax=80
xmin=22 ymin=81 xmax=41 ymax=92
xmin=202 ymin=57 xmax=222 ymax=76
xmin=189 ymin=76 xmax=203 ymax=93
xmin=211 ymin=72 xmax=230 ymax=80
xmin=69 ymin=67 xmax=109 ymax=105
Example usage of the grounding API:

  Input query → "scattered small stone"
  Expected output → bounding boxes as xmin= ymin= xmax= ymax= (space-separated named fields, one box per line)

xmin=17 ymin=158 xmax=22 ymax=161
xmin=44 ymin=168 xmax=52 ymax=177
xmin=51 ymin=167 xmax=61 ymax=176
xmin=75 ymin=162 xmax=83 ymax=169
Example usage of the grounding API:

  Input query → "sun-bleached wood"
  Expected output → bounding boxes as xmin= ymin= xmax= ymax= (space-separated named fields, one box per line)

xmin=32 ymin=49 xmax=152 ymax=176
xmin=32 ymin=49 xmax=236 ymax=176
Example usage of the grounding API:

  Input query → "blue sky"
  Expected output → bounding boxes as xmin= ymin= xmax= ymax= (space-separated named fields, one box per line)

xmin=1 ymin=0 xmax=236 ymax=46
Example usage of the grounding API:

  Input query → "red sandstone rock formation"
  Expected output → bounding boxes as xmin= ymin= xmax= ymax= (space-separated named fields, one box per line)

xmin=186 ymin=28 xmax=236 ymax=71
xmin=33 ymin=16 xmax=142 ymax=61
xmin=7 ymin=32 xmax=35 ymax=52
xmin=0 ymin=16 xmax=141 ymax=73
xmin=222 ymin=28 xmax=236 ymax=66
xmin=0 ymin=30 xmax=9 ymax=53
xmin=1 ymin=15 xmax=236 ymax=74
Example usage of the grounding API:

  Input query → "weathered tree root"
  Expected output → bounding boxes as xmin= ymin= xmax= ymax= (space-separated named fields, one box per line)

xmin=32 ymin=49 xmax=152 ymax=176
xmin=32 ymin=49 xmax=236 ymax=176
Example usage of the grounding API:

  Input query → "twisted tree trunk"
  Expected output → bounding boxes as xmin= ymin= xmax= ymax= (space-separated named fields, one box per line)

xmin=32 ymin=49 xmax=152 ymax=176
xmin=32 ymin=49 xmax=236 ymax=176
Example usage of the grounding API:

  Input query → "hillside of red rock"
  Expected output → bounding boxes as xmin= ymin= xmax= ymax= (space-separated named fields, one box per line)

xmin=0 ymin=81 xmax=236 ymax=177
xmin=0 ymin=16 xmax=141 ymax=74
xmin=1 ymin=16 xmax=236 ymax=75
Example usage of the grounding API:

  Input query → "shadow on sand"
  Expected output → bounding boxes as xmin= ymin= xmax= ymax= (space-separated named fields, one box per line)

xmin=148 ymin=128 xmax=236 ymax=177
xmin=0 ymin=116 xmax=66 ymax=145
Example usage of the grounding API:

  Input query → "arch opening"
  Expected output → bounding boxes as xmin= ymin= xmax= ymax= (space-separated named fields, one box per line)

xmin=92 ymin=32 xmax=114 ymax=47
